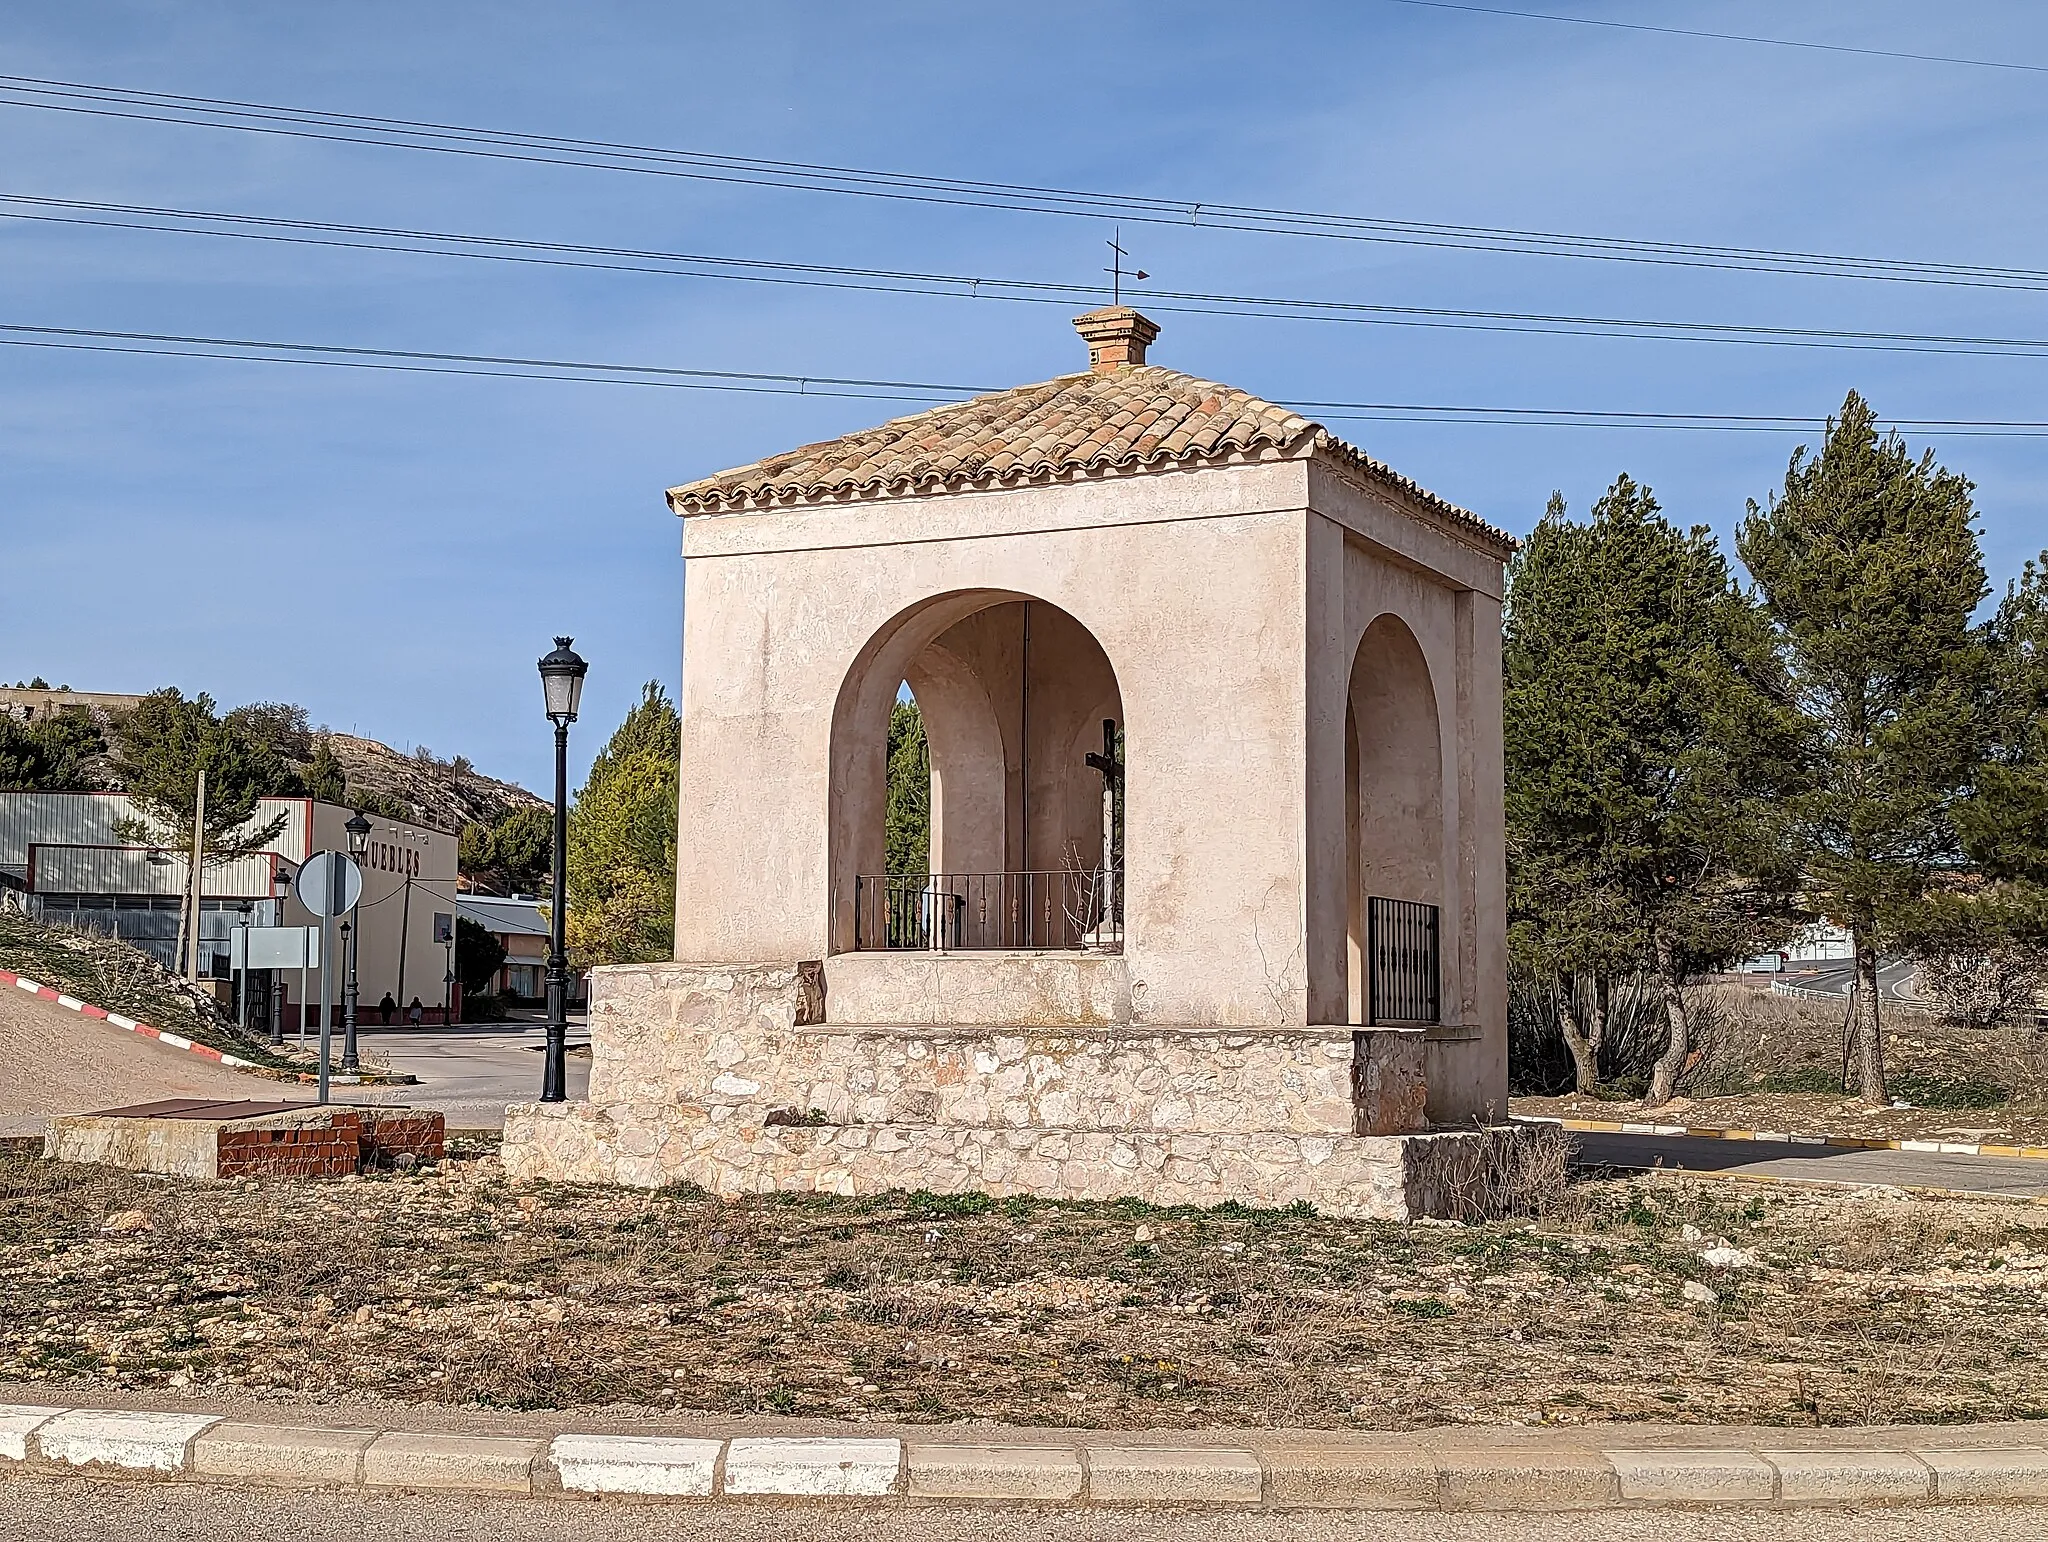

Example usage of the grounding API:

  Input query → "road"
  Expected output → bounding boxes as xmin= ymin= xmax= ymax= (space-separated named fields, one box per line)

xmin=1775 ymin=958 xmax=1918 ymax=1002
xmin=4 ymin=1479 xmax=2045 ymax=1542
xmin=345 ymin=1021 xmax=588 ymax=1128
xmin=1574 ymin=1128 xmax=2048 ymax=1198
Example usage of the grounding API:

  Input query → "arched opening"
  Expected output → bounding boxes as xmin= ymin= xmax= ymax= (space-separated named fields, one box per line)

xmin=830 ymin=592 xmax=1124 ymax=954
xmin=1345 ymin=614 xmax=1445 ymax=1024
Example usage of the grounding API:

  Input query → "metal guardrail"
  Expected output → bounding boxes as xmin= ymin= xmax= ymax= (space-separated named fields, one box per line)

xmin=854 ymin=871 xmax=1122 ymax=952
xmin=1367 ymin=896 xmax=1440 ymax=1025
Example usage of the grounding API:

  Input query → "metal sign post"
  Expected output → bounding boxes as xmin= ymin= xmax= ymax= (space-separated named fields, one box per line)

xmin=297 ymin=850 xmax=363 ymax=1106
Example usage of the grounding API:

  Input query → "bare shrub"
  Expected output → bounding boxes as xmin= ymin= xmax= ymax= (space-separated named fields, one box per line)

xmin=1918 ymin=944 xmax=2048 ymax=1031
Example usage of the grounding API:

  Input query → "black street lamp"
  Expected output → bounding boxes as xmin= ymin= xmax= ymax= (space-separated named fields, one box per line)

xmin=342 ymin=810 xmax=371 ymax=1073
xmin=537 ymin=636 xmax=588 ymax=1102
xmin=269 ymin=863 xmax=293 ymax=1046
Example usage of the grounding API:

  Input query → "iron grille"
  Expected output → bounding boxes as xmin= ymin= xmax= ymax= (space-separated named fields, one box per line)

xmin=855 ymin=871 xmax=1122 ymax=952
xmin=1367 ymin=896 xmax=1439 ymax=1024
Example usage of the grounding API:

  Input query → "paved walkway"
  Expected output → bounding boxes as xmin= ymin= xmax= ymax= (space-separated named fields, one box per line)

xmin=1573 ymin=1129 xmax=2048 ymax=1198
xmin=342 ymin=1023 xmax=588 ymax=1127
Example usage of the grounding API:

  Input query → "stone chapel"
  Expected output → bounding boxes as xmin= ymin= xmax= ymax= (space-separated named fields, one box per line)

xmin=505 ymin=309 xmax=1524 ymax=1218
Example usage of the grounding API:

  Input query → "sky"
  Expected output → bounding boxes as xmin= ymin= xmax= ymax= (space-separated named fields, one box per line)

xmin=3 ymin=2 xmax=2046 ymax=794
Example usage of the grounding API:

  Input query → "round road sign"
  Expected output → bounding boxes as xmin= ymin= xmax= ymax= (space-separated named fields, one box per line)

xmin=295 ymin=850 xmax=363 ymax=917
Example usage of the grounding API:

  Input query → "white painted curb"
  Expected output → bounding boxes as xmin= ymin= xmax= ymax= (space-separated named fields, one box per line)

xmin=549 ymin=1433 xmax=722 ymax=1496
xmin=0 ymin=1405 xmax=64 ymax=1462
xmin=34 ymin=1409 xmax=222 ymax=1471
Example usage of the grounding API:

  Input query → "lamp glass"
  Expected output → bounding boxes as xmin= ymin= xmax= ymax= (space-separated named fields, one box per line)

xmin=538 ymin=635 xmax=589 ymax=724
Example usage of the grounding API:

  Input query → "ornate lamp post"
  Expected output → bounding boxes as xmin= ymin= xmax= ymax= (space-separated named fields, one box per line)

xmin=537 ymin=637 xmax=588 ymax=1102
xmin=342 ymin=811 xmax=371 ymax=1072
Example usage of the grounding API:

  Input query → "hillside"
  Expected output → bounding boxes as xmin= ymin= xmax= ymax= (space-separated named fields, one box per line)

xmin=324 ymin=733 xmax=544 ymax=835
xmin=2 ymin=685 xmax=542 ymax=836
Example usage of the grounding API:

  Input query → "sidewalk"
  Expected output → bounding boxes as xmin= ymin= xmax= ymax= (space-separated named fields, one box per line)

xmin=5 ymin=1394 xmax=2046 ymax=1511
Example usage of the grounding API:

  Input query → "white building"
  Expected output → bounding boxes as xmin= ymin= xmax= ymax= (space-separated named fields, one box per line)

xmin=0 ymin=790 xmax=459 ymax=1023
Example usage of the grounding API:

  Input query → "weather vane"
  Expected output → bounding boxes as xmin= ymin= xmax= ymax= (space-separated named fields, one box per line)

xmin=1105 ymin=229 xmax=1149 ymax=306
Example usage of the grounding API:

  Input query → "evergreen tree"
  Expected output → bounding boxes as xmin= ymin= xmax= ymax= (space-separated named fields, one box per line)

xmin=885 ymin=698 xmax=931 ymax=876
xmin=1737 ymin=392 xmax=1993 ymax=1103
xmin=302 ymin=736 xmax=350 ymax=803
xmin=564 ymin=682 xmax=680 ymax=966
xmin=0 ymin=705 xmax=104 ymax=790
xmin=1507 ymin=478 xmax=1803 ymax=1103
xmin=1958 ymin=551 xmax=2048 ymax=899
xmin=110 ymin=688 xmax=296 ymax=857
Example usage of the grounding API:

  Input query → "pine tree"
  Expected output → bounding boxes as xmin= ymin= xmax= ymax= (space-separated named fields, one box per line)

xmin=564 ymin=682 xmax=680 ymax=966
xmin=302 ymin=736 xmax=349 ymax=803
xmin=1507 ymin=478 xmax=1803 ymax=1103
xmin=0 ymin=705 xmax=104 ymax=790
xmin=1737 ymin=392 xmax=1993 ymax=1103
xmin=110 ymin=689 xmax=296 ymax=856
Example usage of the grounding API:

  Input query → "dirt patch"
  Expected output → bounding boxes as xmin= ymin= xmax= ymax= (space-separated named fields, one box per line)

xmin=0 ymin=986 xmax=276 ymax=1136
xmin=4 ymin=1144 xmax=2047 ymax=1431
xmin=0 ymin=908 xmax=291 ymax=1069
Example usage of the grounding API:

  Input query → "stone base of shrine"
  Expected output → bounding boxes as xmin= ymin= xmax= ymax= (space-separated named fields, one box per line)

xmin=497 ymin=960 xmax=1528 ymax=1222
xmin=504 ymin=1103 xmax=1531 ymax=1221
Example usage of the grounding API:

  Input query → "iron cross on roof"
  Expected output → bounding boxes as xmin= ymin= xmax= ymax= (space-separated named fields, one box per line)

xmin=1105 ymin=231 xmax=1149 ymax=306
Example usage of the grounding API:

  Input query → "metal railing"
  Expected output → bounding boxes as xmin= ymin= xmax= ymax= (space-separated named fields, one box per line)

xmin=1367 ymin=896 xmax=1440 ymax=1024
xmin=855 ymin=871 xmax=1122 ymax=952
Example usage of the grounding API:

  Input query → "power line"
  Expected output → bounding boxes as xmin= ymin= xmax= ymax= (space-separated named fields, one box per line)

xmin=0 ymin=72 xmax=2040 ymax=291
xmin=8 ymin=318 xmax=2048 ymax=437
xmin=12 ymin=192 xmax=2048 ymax=361
xmin=1380 ymin=1 xmax=2048 ymax=76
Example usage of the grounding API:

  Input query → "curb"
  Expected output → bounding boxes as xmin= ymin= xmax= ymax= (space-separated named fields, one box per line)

xmin=1517 ymin=1114 xmax=2048 ymax=1162
xmin=5 ymin=1404 xmax=2048 ymax=1510
xmin=1 ymin=968 xmax=265 ymax=1072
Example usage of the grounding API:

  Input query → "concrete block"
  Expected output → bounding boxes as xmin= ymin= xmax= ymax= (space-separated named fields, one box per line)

xmin=1258 ymin=1441 xmax=1435 ymax=1509
xmin=906 ymin=1442 xmax=1083 ymax=1501
xmin=549 ymin=1433 xmax=722 ymax=1496
xmin=1434 ymin=1448 xmax=1617 ymax=1509
xmin=1914 ymin=1447 xmax=2048 ymax=1502
xmin=1085 ymin=1443 xmax=1264 ymax=1505
xmin=0 ymin=1405 xmax=65 ymax=1462
xmin=193 ymin=1423 xmax=376 ymax=1487
xmin=1603 ymin=1448 xmax=1776 ymax=1504
xmin=722 ymin=1437 xmax=901 ymax=1496
xmin=34 ymin=1409 xmax=222 ymax=1472
xmin=361 ymin=1432 xmax=542 ymax=1493
xmin=1762 ymin=1450 xmax=1930 ymax=1503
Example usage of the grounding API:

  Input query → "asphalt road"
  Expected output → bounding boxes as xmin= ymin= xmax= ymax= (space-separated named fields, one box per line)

xmin=1776 ymin=958 xmax=1918 ymax=1002
xmin=5 ymin=1480 xmax=2046 ymax=1542
xmin=1574 ymin=1128 xmax=2048 ymax=1198
xmin=343 ymin=1022 xmax=589 ymax=1128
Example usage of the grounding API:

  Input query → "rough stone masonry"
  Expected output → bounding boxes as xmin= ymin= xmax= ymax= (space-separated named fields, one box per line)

xmin=504 ymin=962 xmax=1525 ymax=1220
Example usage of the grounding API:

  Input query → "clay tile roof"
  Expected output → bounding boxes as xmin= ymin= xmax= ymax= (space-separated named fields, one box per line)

xmin=667 ymin=365 xmax=1514 ymax=553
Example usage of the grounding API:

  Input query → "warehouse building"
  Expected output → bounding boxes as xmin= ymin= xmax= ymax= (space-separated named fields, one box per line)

xmin=0 ymin=790 xmax=459 ymax=1025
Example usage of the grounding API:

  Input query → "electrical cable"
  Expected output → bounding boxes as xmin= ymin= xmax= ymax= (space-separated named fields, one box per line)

xmin=12 ymin=193 xmax=2048 ymax=357
xmin=1378 ymin=2 xmax=2048 ymax=76
xmin=1 ymin=72 xmax=2043 ymax=290
xmin=9 ymin=318 xmax=2048 ymax=436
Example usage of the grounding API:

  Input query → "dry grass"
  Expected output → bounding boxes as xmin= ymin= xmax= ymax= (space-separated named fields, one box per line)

xmin=5 ymin=1141 xmax=2048 ymax=1431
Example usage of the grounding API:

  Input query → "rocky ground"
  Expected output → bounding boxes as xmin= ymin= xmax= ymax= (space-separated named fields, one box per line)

xmin=325 ymin=733 xmax=542 ymax=835
xmin=3 ymin=1142 xmax=2045 ymax=1432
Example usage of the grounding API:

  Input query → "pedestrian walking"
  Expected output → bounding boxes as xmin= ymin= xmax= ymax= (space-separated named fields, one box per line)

xmin=378 ymin=992 xmax=396 ymax=1026
xmin=407 ymin=997 xmax=424 ymax=1027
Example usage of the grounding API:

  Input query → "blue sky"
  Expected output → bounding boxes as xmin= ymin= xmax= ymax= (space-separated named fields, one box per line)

xmin=3 ymin=2 xmax=2046 ymax=794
